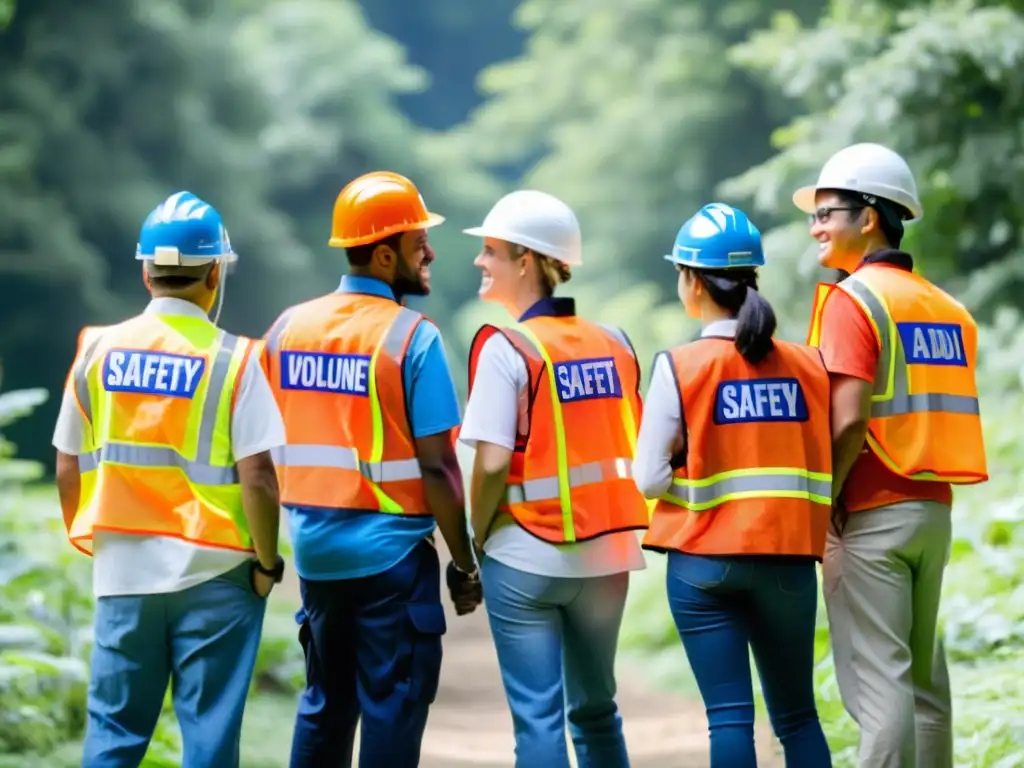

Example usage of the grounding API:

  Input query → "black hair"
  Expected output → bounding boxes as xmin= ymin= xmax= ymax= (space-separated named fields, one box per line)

xmin=686 ymin=267 xmax=777 ymax=364
xmin=823 ymin=188 xmax=911 ymax=249
xmin=145 ymin=262 xmax=215 ymax=289
xmin=344 ymin=232 xmax=404 ymax=267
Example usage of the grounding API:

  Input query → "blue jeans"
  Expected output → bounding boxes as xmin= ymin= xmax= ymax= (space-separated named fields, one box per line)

xmin=667 ymin=552 xmax=831 ymax=768
xmin=481 ymin=556 xmax=630 ymax=768
xmin=289 ymin=540 xmax=446 ymax=768
xmin=82 ymin=562 xmax=267 ymax=768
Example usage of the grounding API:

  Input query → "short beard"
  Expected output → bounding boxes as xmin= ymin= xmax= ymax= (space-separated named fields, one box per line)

xmin=392 ymin=261 xmax=428 ymax=299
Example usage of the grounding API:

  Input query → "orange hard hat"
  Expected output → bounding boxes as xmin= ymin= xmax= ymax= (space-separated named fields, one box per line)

xmin=329 ymin=171 xmax=445 ymax=248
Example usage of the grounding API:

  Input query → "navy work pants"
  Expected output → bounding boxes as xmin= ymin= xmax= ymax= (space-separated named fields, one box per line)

xmin=289 ymin=540 xmax=447 ymax=768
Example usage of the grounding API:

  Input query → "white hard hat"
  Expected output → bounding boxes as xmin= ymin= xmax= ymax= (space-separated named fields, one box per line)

xmin=463 ymin=190 xmax=583 ymax=266
xmin=793 ymin=143 xmax=923 ymax=222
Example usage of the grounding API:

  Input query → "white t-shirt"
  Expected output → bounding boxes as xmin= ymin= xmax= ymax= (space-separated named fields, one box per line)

xmin=633 ymin=319 xmax=739 ymax=498
xmin=52 ymin=298 xmax=286 ymax=598
xmin=459 ymin=331 xmax=647 ymax=579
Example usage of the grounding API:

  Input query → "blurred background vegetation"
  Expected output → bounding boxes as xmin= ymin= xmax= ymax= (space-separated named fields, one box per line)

xmin=1 ymin=0 xmax=1023 ymax=765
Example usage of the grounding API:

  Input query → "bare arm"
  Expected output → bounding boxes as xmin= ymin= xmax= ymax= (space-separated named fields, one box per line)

xmin=633 ymin=354 xmax=684 ymax=499
xmin=55 ymin=451 xmax=80 ymax=533
xmin=236 ymin=450 xmax=281 ymax=569
xmin=416 ymin=431 xmax=476 ymax=572
xmin=829 ymin=373 xmax=873 ymax=500
xmin=470 ymin=441 xmax=513 ymax=549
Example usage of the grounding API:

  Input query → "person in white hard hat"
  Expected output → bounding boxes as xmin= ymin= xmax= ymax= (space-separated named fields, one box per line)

xmin=798 ymin=144 xmax=988 ymax=767
xmin=458 ymin=190 xmax=650 ymax=767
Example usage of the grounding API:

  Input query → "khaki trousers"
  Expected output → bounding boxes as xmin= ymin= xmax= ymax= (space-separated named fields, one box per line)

xmin=822 ymin=500 xmax=953 ymax=768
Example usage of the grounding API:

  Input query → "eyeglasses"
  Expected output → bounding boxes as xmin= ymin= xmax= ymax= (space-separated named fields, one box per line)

xmin=810 ymin=205 xmax=863 ymax=225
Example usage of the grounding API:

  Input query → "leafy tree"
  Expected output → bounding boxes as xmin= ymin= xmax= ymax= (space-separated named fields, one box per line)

xmin=234 ymin=0 xmax=503 ymax=379
xmin=721 ymin=0 xmax=1024 ymax=329
xmin=0 ymin=0 xmax=311 ymax=461
xmin=451 ymin=0 xmax=821 ymax=370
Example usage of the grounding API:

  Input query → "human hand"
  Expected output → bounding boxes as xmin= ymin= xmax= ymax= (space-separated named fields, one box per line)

xmin=446 ymin=561 xmax=482 ymax=616
xmin=250 ymin=566 xmax=276 ymax=598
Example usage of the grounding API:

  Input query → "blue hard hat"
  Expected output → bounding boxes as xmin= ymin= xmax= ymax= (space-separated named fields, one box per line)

xmin=665 ymin=202 xmax=764 ymax=270
xmin=136 ymin=191 xmax=236 ymax=265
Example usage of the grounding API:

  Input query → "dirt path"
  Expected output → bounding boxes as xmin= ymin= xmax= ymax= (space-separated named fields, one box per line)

xmin=281 ymin=545 xmax=782 ymax=767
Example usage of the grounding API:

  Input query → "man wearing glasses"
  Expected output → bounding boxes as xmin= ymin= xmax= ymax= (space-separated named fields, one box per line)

xmin=798 ymin=143 xmax=988 ymax=768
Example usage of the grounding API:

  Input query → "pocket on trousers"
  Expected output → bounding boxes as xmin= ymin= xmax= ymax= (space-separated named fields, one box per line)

xmin=672 ymin=553 xmax=732 ymax=590
xmin=775 ymin=562 xmax=816 ymax=596
xmin=296 ymin=610 xmax=321 ymax=685
xmin=397 ymin=602 xmax=446 ymax=704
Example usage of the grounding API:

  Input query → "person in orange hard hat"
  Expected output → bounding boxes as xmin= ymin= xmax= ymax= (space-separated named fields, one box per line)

xmin=262 ymin=171 xmax=481 ymax=767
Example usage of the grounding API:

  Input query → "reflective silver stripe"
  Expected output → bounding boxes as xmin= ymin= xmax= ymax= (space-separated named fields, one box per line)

xmin=270 ymin=444 xmax=421 ymax=482
xmin=843 ymin=278 xmax=980 ymax=418
xmin=77 ymin=331 xmax=242 ymax=485
xmin=268 ymin=306 xmax=424 ymax=488
xmin=266 ymin=304 xmax=422 ymax=362
xmin=505 ymin=458 xmax=633 ymax=504
xmin=383 ymin=307 xmax=423 ymax=360
xmin=197 ymin=332 xmax=239 ymax=462
xmin=72 ymin=330 xmax=107 ymax=424
xmin=663 ymin=472 xmax=831 ymax=508
xmin=78 ymin=442 xmax=238 ymax=485
xmin=264 ymin=307 xmax=297 ymax=356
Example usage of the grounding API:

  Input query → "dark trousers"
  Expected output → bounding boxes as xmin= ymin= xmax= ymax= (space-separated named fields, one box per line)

xmin=289 ymin=541 xmax=447 ymax=768
xmin=667 ymin=552 xmax=832 ymax=768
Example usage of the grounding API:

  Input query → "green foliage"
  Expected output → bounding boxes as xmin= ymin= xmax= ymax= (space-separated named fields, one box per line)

xmin=721 ymin=0 xmax=1024 ymax=319
xmin=0 ymin=387 xmax=89 ymax=757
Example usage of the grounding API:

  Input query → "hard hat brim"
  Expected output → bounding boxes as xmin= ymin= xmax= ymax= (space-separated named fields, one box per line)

xmin=462 ymin=225 xmax=582 ymax=266
xmin=329 ymin=212 xmax=446 ymax=249
xmin=135 ymin=253 xmax=235 ymax=265
xmin=665 ymin=253 xmax=761 ymax=269
xmin=792 ymin=185 xmax=818 ymax=214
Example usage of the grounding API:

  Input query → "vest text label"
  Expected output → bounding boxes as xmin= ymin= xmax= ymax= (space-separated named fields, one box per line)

xmin=554 ymin=357 xmax=622 ymax=403
xmin=715 ymin=377 xmax=808 ymax=424
xmin=103 ymin=350 xmax=206 ymax=398
xmin=281 ymin=351 xmax=371 ymax=395
xmin=896 ymin=322 xmax=967 ymax=367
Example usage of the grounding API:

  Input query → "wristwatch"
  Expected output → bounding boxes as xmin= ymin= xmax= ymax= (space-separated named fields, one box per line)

xmin=452 ymin=561 xmax=479 ymax=580
xmin=254 ymin=555 xmax=286 ymax=584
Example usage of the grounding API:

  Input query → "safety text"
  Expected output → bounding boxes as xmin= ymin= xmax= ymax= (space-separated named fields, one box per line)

xmin=281 ymin=351 xmax=371 ymax=395
xmin=896 ymin=322 xmax=967 ymax=367
xmin=714 ymin=377 xmax=808 ymax=424
xmin=103 ymin=350 xmax=206 ymax=398
xmin=554 ymin=357 xmax=622 ymax=403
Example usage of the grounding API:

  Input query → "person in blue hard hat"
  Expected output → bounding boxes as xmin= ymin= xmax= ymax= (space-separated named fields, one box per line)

xmin=632 ymin=203 xmax=833 ymax=767
xmin=51 ymin=191 xmax=286 ymax=767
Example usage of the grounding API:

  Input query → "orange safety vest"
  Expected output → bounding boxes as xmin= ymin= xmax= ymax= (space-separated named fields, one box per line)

xmin=263 ymin=292 xmax=429 ymax=514
xmin=468 ymin=315 xmax=650 ymax=544
xmin=643 ymin=339 xmax=832 ymax=558
xmin=68 ymin=313 xmax=256 ymax=556
xmin=807 ymin=263 xmax=988 ymax=484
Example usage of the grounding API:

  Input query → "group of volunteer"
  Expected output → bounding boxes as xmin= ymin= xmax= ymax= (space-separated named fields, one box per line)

xmin=52 ymin=140 xmax=986 ymax=768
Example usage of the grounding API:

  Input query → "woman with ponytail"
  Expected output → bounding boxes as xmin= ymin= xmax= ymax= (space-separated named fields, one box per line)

xmin=633 ymin=203 xmax=833 ymax=767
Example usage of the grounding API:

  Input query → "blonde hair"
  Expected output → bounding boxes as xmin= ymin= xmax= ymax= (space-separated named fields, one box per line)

xmin=513 ymin=244 xmax=572 ymax=297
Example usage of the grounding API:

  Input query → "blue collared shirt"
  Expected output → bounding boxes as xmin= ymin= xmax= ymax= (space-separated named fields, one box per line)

xmin=285 ymin=275 xmax=462 ymax=580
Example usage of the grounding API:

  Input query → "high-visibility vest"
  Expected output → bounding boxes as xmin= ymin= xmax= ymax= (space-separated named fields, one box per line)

xmin=807 ymin=263 xmax=988 ymax=484
xmin=643 ymin=339 xmax=832 ymax=558
xmin=468 ymin=316 xmax=650 ymax=544
xmin=263 ymin=292 xmax=429 ymax=514
xmin=68 ymin=314 xmax=256 ymax=556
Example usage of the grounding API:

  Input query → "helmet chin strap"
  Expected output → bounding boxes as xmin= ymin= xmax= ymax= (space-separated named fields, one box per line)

xmin=210 ymin=262 xmax=227 ymax=326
